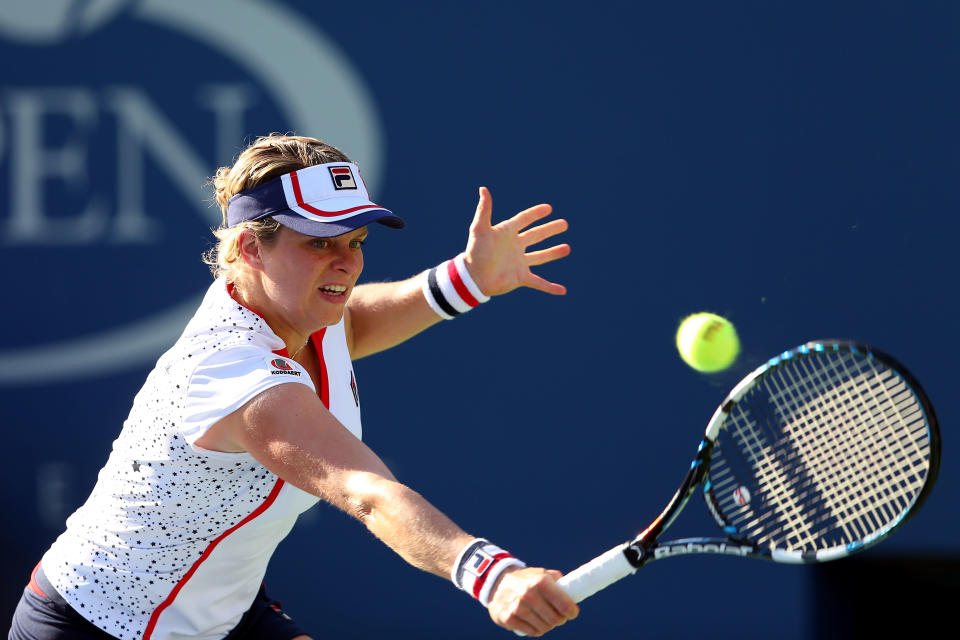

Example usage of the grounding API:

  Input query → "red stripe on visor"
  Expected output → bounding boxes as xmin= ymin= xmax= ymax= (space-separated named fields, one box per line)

xmin=289 ymin=170 xmax=377 ymax=217
xmin=225 ymin=162 xmax=404 ymax=234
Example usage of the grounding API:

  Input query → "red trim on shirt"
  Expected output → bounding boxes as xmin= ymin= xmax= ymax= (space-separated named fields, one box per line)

xmin=310 ymin=328 xmax=329 ymax=408
xmin=143 ymin=478 xmax=286 ymax=639
xmin=27 ymin=563 xmax=46 ymax=597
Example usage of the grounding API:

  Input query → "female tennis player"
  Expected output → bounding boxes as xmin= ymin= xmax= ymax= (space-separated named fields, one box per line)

xmin=9 ymin=134 xmax=577 ymax=639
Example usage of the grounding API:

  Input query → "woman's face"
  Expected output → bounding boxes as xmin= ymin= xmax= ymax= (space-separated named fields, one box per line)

xmin=254 ymin=224 xmax=367 ymax=337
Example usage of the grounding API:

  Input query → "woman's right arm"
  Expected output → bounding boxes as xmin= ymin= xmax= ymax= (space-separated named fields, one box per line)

xmin=195 ymin=382 xmax=578 ymax=636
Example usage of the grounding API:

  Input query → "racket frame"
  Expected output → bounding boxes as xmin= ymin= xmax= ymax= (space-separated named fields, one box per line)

xmin=566 ymin=340 xmax=941 ymax=600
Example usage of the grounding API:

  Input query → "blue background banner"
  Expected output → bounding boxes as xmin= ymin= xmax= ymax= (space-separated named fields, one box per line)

xmin=1 ymin=1 xmax=956 ymax=637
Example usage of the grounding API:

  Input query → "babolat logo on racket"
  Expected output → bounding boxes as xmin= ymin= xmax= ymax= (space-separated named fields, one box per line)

xmin=268 ymin=358 xmax=301 ymax=376
xmin=329 ymin=166 xmax=358 ymax=190
xmin=654 ymin=542 xmax=750 ymax=559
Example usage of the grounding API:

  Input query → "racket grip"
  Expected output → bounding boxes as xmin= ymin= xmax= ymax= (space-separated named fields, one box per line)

xmin=514 ymin=545 xmax=635 ymax=636
xmin=556 ymin=543 xmax=636 ymax=603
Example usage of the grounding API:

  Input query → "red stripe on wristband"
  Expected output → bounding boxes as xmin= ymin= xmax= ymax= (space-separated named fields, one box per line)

xmin=472 ymin=552 xmax=512 ymax=599
xmin=446 ymin=259 xmax=481 ymax=308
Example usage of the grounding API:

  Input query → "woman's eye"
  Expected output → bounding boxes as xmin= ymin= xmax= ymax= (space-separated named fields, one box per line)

xmin=350 ymin=240 xmax=366 ymax=249
xmin=313 ymin=239 xmax=329 ymax=249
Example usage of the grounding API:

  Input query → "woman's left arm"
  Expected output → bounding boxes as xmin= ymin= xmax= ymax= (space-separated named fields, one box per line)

xmin=345 ymin=186 xmax=570 ymax=359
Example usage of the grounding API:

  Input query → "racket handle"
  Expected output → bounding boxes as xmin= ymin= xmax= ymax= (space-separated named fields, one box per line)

xmin=514 ymin=544 xmax=635 ymax=636
xmin=556 ymin=543 xmax=636 ymax=603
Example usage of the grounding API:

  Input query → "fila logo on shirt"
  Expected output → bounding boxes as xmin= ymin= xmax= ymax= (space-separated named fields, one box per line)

xmin=269 ymin=358 xmax=302 ymax=376
xmin=329 ymin=166 xmax=358 ymax=190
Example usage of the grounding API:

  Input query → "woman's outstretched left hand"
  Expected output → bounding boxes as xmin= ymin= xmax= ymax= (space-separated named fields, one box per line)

xmin=462 ymin=186 xmax=570 ymax=297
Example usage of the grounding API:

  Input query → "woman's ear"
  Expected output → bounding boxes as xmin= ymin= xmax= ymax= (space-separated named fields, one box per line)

xmin=237 ymin=229 xmax=265 ymax=271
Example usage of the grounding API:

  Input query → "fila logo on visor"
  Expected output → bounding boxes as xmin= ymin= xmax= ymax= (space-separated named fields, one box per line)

xmin=329 ymin=166 xmax=358 ymax=190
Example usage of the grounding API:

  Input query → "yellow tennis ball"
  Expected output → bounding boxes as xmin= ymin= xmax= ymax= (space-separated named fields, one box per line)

xmin=676 ymin=312 xmax=740 ymax=372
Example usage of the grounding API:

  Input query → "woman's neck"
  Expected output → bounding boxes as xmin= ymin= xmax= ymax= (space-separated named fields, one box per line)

xmin=228 ymin=278 xmax=310 ymax=358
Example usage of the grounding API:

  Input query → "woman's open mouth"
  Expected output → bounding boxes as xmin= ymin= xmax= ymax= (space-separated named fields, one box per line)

xmin=318 ymin=284 xmax=348 ymax=298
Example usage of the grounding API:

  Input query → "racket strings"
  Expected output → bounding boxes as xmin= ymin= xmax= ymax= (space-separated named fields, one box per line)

xmin=775 ymin=362 xmax=923 ymax=546
xmin=708 ymin=349 xmax=932 ymax=554
xmin=772 ymin=359 xmax=893 ymax=543
xmin=815 ymin=357 xmax=929 ymax=538
xmin=772 ymin=357 xmax=924 ymax=542
xmin=792 ymin=354 xmax=930 ymax=538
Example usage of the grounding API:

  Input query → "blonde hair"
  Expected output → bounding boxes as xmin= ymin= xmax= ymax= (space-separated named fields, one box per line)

xmin=203 ymin=133 xmax=352 ymax=283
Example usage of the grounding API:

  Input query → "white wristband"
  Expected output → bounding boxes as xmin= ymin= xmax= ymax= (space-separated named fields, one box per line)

xmin=452 ymin=539 xmax=526 ymax=607
xmin=478 ymin=557 xmax=525 ymax=606
xmin=422 ymin=254 xmax=490 ymax=320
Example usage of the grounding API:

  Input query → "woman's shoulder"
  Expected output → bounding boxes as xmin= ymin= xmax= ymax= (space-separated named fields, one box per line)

xmin=179 ymin=278 xmax=285 ymax=353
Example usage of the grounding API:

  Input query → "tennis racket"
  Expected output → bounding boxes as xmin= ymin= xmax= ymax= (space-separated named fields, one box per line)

xmin=557 ymin=340 xmax=940 ymax=604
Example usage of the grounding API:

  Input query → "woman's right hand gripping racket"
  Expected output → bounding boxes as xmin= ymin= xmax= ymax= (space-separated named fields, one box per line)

xmin=557 ymin=340 xmax=940 ymax=604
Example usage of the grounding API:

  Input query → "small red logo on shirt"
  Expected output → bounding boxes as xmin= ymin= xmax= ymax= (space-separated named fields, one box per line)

xmin=269 ymin=358 xmax=301 ymax=376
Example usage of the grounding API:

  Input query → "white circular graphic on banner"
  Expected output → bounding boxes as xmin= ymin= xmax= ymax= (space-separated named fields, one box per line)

xmin=0 ymin=0 xmax=131 ymax=43
xmin=0 ymin=0 xmax=384 ymax=385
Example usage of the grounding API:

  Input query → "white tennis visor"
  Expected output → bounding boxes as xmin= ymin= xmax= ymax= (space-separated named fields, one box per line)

xmin=226 ymin=162 xmax=404 ymax=237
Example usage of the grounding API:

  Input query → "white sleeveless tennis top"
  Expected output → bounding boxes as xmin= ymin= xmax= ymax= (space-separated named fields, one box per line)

xmin=41 ymin=277 xmax=362 ymax=639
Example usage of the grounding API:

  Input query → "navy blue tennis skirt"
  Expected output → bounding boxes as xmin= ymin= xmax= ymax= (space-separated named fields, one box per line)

xmin=8 ymin=564 xmax=308 ymax=640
